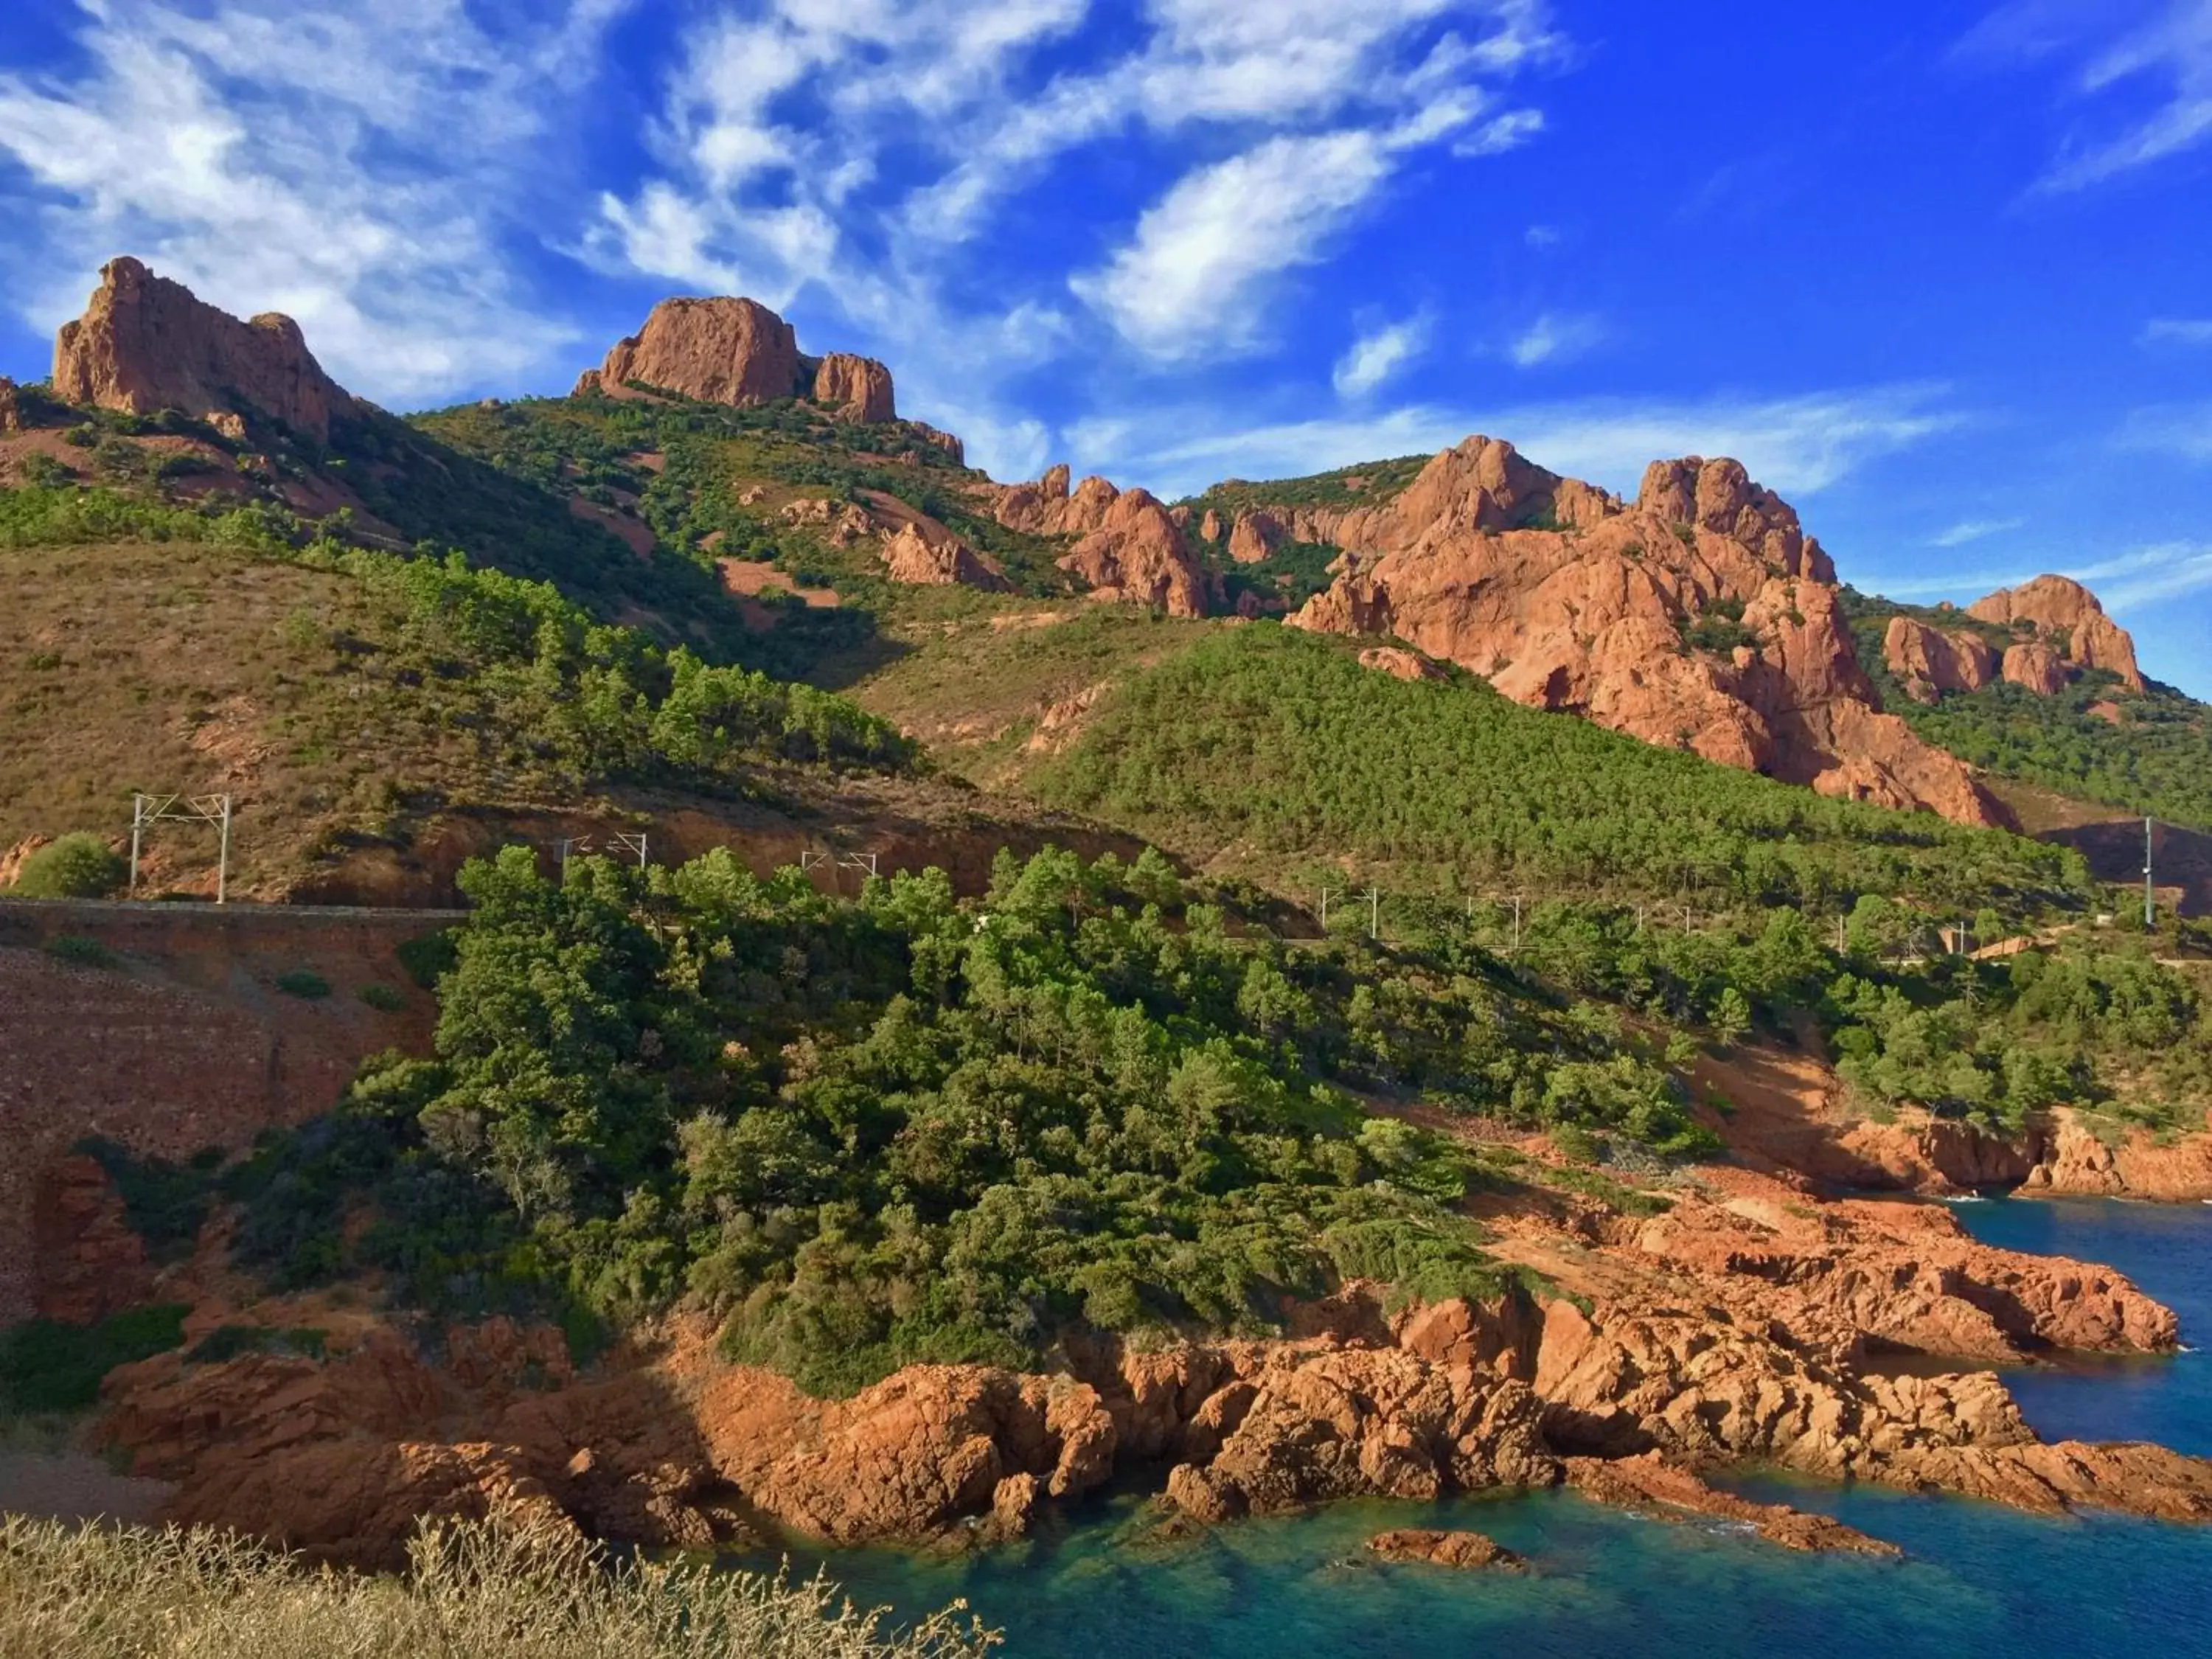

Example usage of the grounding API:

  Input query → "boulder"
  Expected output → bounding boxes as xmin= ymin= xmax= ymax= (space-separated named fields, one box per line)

xmin=52 ymin=257 xmax=358 ymax=442
xmin=2003 ymin=641 xmax=2070 ymax=696
xmin=1227 ymin=510 xmax=1284 ymax=565
xmin=880 ymin=522 xmax=1009 ymax=591
xmin=1367 ymin=1528 xmax=1526 ymax=1569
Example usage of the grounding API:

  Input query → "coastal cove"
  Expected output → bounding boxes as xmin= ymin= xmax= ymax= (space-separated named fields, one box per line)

xmin=744 ymin=1197 xmax=2212 ymax=1658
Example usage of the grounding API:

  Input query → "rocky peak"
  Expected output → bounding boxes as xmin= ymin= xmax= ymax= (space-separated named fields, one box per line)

xmin=810 ymin=352 xmax=896 ymax=422
xmin=1968 ymin=575 xmax=2143 ymax=692
xmin=1286 ymin=437 xmax=2000 ymax=826
xmin=0 ymin=376 xmax=18 ymax=434
xmin=576 ymin=296 xmax=898 ymax=425
xmin=50 ymin=256 xmax=358 ymax=442
xmin=1883 ymin=617 xmax=1997 ymax=703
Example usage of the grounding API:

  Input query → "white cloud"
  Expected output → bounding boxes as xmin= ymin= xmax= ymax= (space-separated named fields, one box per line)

xmin=2097 ymin=543 xmax=2212 ymax=608
xmin=1507 ymin=310 xmax=1604 ymax=368
xmin=1071 ymin=131 xmax=1402 ymax=361
xmin=1966 ymin=1 xmax=2212 ymax=192
xmin=1931 ymin=516 xmax=2027 ymax=547
xmin=2117 ymin=400 xmax=2212 ymax=460
xmin=0 ymin=0 xmax=620 ymax=403
xmin=1453 ymin=108 xmax=1545 ymax=156
xmin=2143 ymin=316 xmax=2212 ymax=345
xmin=1063 ymin=383 xmax=1964 ymax=501
xmin=1333 ymin=314 xmax=1431 ymax=398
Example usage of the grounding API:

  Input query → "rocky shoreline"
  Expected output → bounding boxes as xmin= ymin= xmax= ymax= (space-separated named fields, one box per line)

xmin=80 ymin=1162 xmax=2212 ymax=1568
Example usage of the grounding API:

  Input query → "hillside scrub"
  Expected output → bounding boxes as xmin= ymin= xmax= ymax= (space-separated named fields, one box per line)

xmin=0 ymin=1515 xmax=997 ymax=1659
xmin=1 ymin=484 xmax=912 ymax=891
xmin=1029 ymin=624 xmax=2090 ymax=917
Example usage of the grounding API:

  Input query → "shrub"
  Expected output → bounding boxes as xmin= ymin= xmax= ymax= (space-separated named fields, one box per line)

xmin=360 ymin=983 xmax=408 ymax=1012
xmin=43 ymin=935 xmax=122 ymax=970
xmin=395 ymin=929 xmax=459 ymax=990
xmin=0 ymin=1304 xmax=189 ymax=1414
xmin=275 ymin=969 xmax=333 ymax=999
xmin=10 ymin=833 xmax=127 ymax=899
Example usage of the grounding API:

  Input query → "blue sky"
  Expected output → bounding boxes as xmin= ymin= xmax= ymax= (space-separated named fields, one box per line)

xmin=2 ymin=0 xmax=2208 ymax=692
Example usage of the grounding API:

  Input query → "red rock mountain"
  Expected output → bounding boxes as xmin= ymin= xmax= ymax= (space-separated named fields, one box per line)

xmin=1278 ymin=437 xmax=2003 ymax=825
xmin=575 ymin=295 xmax=898 ymax=424
xmin=52 ymin=257 xmax=360 ymax=442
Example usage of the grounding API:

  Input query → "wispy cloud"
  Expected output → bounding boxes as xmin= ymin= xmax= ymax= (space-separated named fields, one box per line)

xmin=1064 ymin=383 xmax=1965 ymax=501
xmin=1332 ymin=313 xmax=1430 ymax=398
xmin=0 ymin=0 xmax=619 ymax=402
xmin=1885 ymin=541 xmax=2212 ymax=612
xmin=2143 ymin=316 xmax=2212 ymax=346
xmin=1931 ymin=517 xmax=2027 ymax=547
xmin=2117 ymin=400 xmax=2212 ymax=460
xmin=1964 ymin=0 xmax=2212 ymax=192
xmin=1507 ymin=310 xmax=1604 ymax=368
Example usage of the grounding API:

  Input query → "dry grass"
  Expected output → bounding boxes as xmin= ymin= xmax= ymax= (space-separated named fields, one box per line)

xmin=0 ymin=1514 xmax=998 ymax=1659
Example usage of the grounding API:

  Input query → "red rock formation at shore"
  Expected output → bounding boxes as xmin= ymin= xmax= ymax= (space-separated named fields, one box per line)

xmin=1563 ymin=1453 xmax=1896 ymax=1554
xmin=52 ymin=257 xmax=360 ymax=442
xmin=1284 ymin=439 xmax=2000 ymax=825
xmin=1970 ymin=575 xmax=2143 ymax=691
xmin=1367 ymin=1528 xmax=1528 ymax=1568
xmin=92 ymin=1185 xmax=2212 ymax=1568
xmin=575 ymin=296 xmax=898 ymax=426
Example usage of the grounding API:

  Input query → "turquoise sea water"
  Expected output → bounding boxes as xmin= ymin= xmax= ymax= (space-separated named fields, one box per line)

xmin=748 ymin=1198 xmax=2212 ymax=1658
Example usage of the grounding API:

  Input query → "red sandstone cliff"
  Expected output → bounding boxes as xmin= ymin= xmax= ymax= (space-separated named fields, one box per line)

xmin=574 ymin=296 xmax=897 ymax=425
xmin=1281 ymin=439 xmax=2000 ymax=825
xmin=52 ymin=257 xmax=361 ymax=442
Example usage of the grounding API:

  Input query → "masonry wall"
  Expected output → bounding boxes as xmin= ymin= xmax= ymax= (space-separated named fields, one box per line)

xmin=0 ymin=899 xmax=455 ymax=1323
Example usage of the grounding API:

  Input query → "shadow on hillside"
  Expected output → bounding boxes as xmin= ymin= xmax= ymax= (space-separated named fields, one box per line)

xmin=2038 ymin=818 xmax=2212 ymax=918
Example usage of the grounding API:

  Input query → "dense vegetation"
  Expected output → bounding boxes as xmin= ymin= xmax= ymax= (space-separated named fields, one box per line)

xmin=0 ymin=1516 xmax=996 ymax=1659
xmin=158 ymin=844 xmax=1715 ymax=1395
xmin=1506 ymin=898 xmax=2212 ymax=1135
xmin=1845 ymin=591 xmax=2212 ymax=833
xmin=5 ymin=831 xmax=125 ymax=898
xmin=1029 ymin=624 xmax=2091 ymax=917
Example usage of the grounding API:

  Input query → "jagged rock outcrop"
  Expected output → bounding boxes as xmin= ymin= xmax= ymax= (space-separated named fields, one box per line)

xmin=1285 ymin=439 xmax=1999 ymax=825
xmin=989 ymin=466 xmax=1206 ymax=616
xmin=1228 ymin=510 xmax=1284 ymax=565
xmin=1884 ymin=616 xmax=1997 ymax=703
xmin=52 ymin=257 xmax=359 ymax=442
xmin=880 ymin=521 xmax=1009 ymax=591
xmin=0 ymin=375 xmax=18 ymax=434
xmin=577 ymin=296 xmax=801 ymax=406
xmin=2003 ymin=641 xmax=2070 ymax=696
xmin=1969 ymin=575 xmax=2143 ymax=692
xmin=1563 ymin=1454 xmax=1896 ymax=1554
xmin=576 ymin=298 xmax=898 ymax=428
xmin=811 ymin=352 xmax=896 ymax=422
xmin=1358 ymin=646 xmax=1447 ymax=683
xmin=910 ymin=422 xmax=964 ymax=464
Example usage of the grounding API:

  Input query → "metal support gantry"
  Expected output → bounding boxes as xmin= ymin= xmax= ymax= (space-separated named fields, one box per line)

xmin=128 ymin=793 xmax=233 ymax=902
